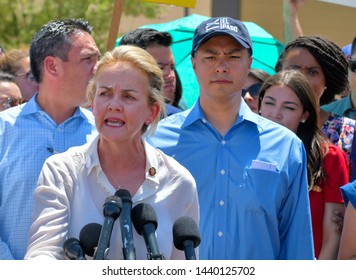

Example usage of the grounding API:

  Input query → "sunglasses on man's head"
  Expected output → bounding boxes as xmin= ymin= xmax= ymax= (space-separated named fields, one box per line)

xmin=242 ymin=83 xmax=263 ymax=98
xmin=0 ymin=97 xmax=25 ymax=109
xmin=349 ymin=61 xmax=356 ymax=73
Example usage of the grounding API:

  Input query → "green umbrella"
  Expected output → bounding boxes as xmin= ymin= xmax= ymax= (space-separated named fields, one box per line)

xmin=117 ymin=14 xmax=285 ymax=108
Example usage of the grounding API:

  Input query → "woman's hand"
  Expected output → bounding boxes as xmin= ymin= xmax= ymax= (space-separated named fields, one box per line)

xmin=332 ymin=208 xmax=345 ymax=232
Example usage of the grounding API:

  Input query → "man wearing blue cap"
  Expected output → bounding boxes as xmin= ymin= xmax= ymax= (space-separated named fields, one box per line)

xmin=147 ymin=17 xmax=314 ymax=260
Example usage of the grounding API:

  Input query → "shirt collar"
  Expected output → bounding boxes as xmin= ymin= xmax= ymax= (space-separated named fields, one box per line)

xmin=85 ymin=135 xmax=101 ymax=176
xmin=85 ymin=135 xmax=160 ymax=191
xmin=182 ymin=97 xmax=263 ymax=130
xmin=20 ymin=93 xmax=92 ymax=121
xmin=18 ymin=93 xmax=41 ymax=116
xmin=343 ymin=95 xmax=356 ymax=115
xmin=321 ymin=95 xmax=354 ymax=117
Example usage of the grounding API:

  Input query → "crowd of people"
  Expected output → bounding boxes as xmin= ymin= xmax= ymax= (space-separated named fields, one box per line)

xmin=1 ymin=3 xmax=356 ymax=260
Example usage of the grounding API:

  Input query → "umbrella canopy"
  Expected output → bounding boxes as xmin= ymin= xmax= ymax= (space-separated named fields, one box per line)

xmin=117 ymin=14 xmax=284 ymax=108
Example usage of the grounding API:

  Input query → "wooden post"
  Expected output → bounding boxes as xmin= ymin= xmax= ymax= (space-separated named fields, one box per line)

xmin=106 ymin=0 xmax=125 ymax=51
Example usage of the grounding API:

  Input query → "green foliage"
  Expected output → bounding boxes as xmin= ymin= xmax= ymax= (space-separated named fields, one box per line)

xmin=0 ymin=0 xmax=161 ymax=53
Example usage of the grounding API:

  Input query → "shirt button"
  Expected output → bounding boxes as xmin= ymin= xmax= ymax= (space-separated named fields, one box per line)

xmin=220 ymin=169 xmax=225 ymax=175
xmin=57 ymin=128 xmax=61 ymax=132
xmin=219 ymin=200 xmax=224 ymax=206
xmin=218 ymin=231 xmax=223 ymax=237
xmin=222 ymin=140 xmax=226 ymax=145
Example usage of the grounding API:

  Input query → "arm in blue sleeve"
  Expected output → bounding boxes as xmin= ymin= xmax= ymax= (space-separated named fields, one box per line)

xmin=278 ymin=140 xmax=315 ymax=260
xmin=341 ymin=181 xmax=356 ymax=208
xmin=0 ymin=239 xmax=15 ymax=260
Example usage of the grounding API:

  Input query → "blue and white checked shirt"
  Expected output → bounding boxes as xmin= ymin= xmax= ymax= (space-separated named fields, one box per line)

xmin=147 ymin=99 xmax=315 ymax=260
xmin=0 ymin=94 xmax=97 ymax=259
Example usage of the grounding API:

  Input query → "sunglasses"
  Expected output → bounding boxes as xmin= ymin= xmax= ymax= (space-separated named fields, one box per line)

xmin=1 ymin=97 xmax=25 ymax=109
xmin=242 ymin=83 xmax=263 ymax=98
xmin=349 ymin=61 xmax=356 ymax=73
xmin=16 ymin=71 xmax=36 ymax=82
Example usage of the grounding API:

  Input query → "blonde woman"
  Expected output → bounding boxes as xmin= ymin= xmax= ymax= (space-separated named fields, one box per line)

xmin=25 ymin=45 xmax=199 ymax=260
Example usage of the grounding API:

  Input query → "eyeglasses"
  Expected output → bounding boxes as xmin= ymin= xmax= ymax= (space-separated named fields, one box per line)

xmin=15 ymin=71 xmax=36 ymax=82
xmin=242 ymin=83 xmax=263 ymax=98
xmin=0 ymin=97 xmax=24 ymax=109
xmin=349 ymin=61 xmax=356 ymax=73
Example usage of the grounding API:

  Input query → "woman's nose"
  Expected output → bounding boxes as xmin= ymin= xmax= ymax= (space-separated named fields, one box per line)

xmin=108 ymin=95 xmax=123 ymax=111
xmin=270 ymin=109 xmax=282 ymax=120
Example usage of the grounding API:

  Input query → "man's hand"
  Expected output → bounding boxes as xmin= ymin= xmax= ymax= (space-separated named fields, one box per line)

xmin=287 ymin=0 xmax=305 ymax=12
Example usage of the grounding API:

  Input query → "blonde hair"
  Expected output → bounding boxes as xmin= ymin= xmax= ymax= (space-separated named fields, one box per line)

xmin=87 ymin=45 xmax=165 ymax=135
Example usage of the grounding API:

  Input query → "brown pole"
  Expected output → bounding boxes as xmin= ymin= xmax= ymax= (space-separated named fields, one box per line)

xmin=106 ymin=0 xmax=125 ymax=51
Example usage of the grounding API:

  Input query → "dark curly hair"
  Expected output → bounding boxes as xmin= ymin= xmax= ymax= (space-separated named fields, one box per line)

xmin=275 ymin=36 xmax=349 ymax=106
xmin=119 ymin=28 xmax=172 ymax=49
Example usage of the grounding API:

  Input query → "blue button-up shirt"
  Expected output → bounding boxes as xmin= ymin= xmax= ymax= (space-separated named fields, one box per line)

xmin=147 ymin=99 xmax=314 ymax=260
xmin=340 ymin=181 xmax=356 ymax=208
xmin=0 ymin=95 xmax=97 ymax=259
xmin=321 ymin=95 xmax=356 ymax=120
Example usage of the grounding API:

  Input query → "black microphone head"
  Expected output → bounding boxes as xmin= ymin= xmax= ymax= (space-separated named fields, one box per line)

xmin=63 ymin=237 xmax=85 ymax=260
xmin=131 ymin=203 xmax=158 ymax=235
xmin=79 ymin=223 xmax=102 ymax=257
xmin=173 ymin=216 xmax=201 ymax=250
xmin=103 ymin=195 xmax=123 ymax=220
xmin=115 ymin=189 xmax=132 ymax=204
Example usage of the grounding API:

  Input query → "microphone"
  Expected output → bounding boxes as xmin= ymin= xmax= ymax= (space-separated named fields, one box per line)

xmin=173 ymin=216 xmax=201 ymax=260
xmin=132 ymin=203 xmax=164 ymax=260
xmin=63 ymin=237 xmax=86 ymax=260
xmin=79 ymin=223 xmax=102 ymax=257
xmin=115 ymin=189 xmax=136 ymax=260
xmin=94 ymin=195 xmax=123 ymax=260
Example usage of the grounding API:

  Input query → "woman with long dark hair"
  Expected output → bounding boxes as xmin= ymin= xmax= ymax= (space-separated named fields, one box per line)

xmin=259 ymin=70 xmax=349 ymax=259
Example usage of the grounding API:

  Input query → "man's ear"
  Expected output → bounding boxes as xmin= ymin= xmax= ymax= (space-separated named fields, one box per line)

xmin=43 ymin=56 xmax=61 ymax=78
xmin=191 ymin=56 xmax=196 ymax=70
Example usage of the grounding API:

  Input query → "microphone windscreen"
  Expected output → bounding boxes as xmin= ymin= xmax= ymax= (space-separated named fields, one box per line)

xmin=173 ymin=216 xmax=201 ymax=250
xmin=63 ymin=237 xmax=80 ymax=251
xmin=131 ymin=203 xmax=158 ymax=235
xmin=115 ymin=189 xmax=132 ymax=203
xmin=63 ymin=237 xmax=84 ymax=260
xmin=115 ymin=189 xmax=132 ymax=200
xmin=79 ymin=223 xmax=102 ymax=257
xmin=103 ymin=195 xmax=123 ymax=220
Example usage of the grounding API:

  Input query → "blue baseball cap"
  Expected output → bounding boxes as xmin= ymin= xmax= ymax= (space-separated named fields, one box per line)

xmin=191 ymin=17 xmax=253 ymax=56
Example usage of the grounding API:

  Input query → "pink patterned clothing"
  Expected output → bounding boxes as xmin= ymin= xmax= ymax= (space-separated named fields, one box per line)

xmin=321 ymin=112 xmax=355 ymax=164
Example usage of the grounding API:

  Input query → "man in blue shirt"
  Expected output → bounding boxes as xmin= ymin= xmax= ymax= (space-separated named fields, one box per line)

xmin=0 ymin=19 xmax=100 ymax=259
xmin=147 ymin=17 xmax=314 ymax=259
